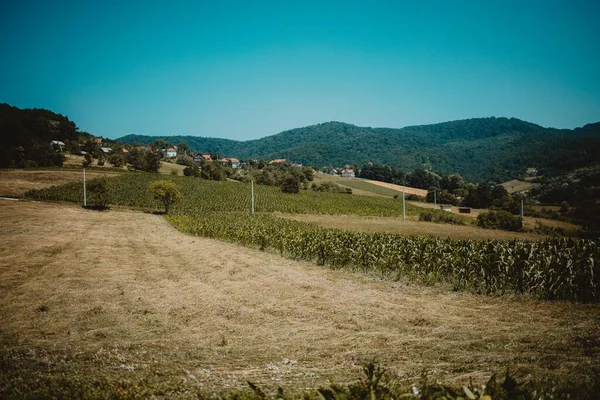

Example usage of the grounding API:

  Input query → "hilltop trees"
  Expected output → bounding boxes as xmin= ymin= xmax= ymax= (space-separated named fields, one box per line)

xmin=407 ymin=169 xmax=441 ymax=189
xmin=358 ymin=163 xmax=405 ymax=184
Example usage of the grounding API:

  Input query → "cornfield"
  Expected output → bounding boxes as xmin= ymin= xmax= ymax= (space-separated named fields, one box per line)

xmin=168 ymin=212 xmax=600 ymax=302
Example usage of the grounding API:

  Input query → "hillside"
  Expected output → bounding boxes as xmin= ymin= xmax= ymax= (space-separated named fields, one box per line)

xmin=118 ymin=118 xmax=600 ymax=182
xmin=0 ymin=103 xmax=91 ymax=168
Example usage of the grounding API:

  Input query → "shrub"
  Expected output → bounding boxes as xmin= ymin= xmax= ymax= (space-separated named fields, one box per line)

xmin=86 ymin=178 xmax=109 ymax=209
xmin=281 ymin=174 xmax=300 ymax=193
xmin=183 ymin=165 xmax=200 ymax=177
xmin=477 ymin=210 xmax=523 ymax=231
xmin=406 ymin=193 xmax=426 ymax=201
xmin=149 ymin=180 xmax=182 ymax=213
xmin=311 ymin=181 xmax=347 ymax=193
xmin=419 ymin=210 xmax=468 ymax=225
xmin=107 ymin=152 xmax=125 ymax=168
xmin=176 ymin=155 xmax=194 ymax=167
xmin=82 ymin=153 xmax=93 ymax=168
xmin=427 ymin=189 xmax=459 ymax=205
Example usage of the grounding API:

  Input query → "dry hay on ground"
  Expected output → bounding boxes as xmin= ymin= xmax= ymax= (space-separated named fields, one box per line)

xmin=0 ymin=200 xmax=598 ymax=393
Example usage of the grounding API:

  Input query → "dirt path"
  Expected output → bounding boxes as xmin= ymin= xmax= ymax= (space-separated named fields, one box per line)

xmin=1 ymin=200 xmax=598 ymax=394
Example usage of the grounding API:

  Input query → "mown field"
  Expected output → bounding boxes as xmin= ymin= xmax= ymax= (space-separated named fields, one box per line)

xmin=24 ymin=173 xmax=600 ymax=303
xmin=1 ymin=200 xmax=599 ymax=399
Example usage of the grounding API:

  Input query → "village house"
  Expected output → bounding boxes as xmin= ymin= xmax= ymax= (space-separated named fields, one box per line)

xmin=268 ymin=159 xmax=286 ymax=165
xmin=219 ymin=157 xmax=240 ymax=168
xmin=194 ymin=153 xmax=213 ymax=163
xmin=50 ymin=140 xmax=65 ymax=150
xmin=341 ymin=168 xmax=355 ymax=178
xmin=100 ymin=147 xmax=112 ymax=154
xmin=165 ymin=148 xmax=177 ymax=158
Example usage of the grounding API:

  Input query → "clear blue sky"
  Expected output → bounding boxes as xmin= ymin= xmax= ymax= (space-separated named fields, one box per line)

xmin=1 ymin=0 xmax=599 ymax=140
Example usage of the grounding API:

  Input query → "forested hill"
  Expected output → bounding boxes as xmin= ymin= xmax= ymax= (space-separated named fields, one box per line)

xmin=118 ymin=117 xmax=600 ymax=182
xmin=0 ymin=103 xmax=92 ymax=167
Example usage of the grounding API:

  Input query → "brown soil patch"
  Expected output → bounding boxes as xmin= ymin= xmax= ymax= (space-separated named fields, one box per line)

xmin=0 ymin=169 xmax=117 ymax=197
xmin=1 ymin=200 xmax=598 ymax=393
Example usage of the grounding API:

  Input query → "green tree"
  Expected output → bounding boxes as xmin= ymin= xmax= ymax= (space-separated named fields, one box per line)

xmin=144 ymin=150 xmax=162 ymax=172
xmin=82 ymin=153 xmax=93 ymax=168
xmin=183 ymin=164 xmax=200 ymax=177
xmin=87 ymin=178 xmax=109 ymax=209
xmin=149 ymin=180 xmax=182 ymax=213
xmin=108 ymin=152 xmax=125 ymax=168
xmin=281 ymin=174 xmax=300 ymax=193
xmin=177 ymin=143 xmax=189 ymax=155
xmin=201 ymin=162 xmax=226 ymax=181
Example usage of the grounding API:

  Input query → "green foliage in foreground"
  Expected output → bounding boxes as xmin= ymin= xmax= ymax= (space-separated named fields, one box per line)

xmin=2 ymin=357 xmax=598 ymax=399
xmin=25 ymin=173 xmax=421 ymax=216
xmin=168 ymin=212 xmax=600 ymax=302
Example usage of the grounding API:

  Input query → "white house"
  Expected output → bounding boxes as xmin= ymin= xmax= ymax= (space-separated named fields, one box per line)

xmin=50 ymin=140 xmax=65 ymax=150
xmin=166 ymin=148 xmax=177 ymax=158
xmin=100 ymin=147 xmax=112 ymax=154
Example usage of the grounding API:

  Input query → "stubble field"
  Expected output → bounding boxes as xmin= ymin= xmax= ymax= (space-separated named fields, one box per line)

xmin=1 ymin=199 xmax=599 ymax=397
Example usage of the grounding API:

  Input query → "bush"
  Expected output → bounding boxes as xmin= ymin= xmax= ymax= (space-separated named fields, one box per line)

xmin=149 ymin=180 xmax=182 ymax=213
xmin=281 ymin=174 xmax=300 ymax=193
xmin=86 ymin=178 xmax=109 ymax=209
xmin=427 ymin=189 xmax=459 ymax=205
xmin=406 ymin=193 xmax=425 ymax=201
xmin=419 ymin=210 xmax=469 ymax=225
xmin=311 ymin=181 xmax=347 ymax=193
xmin=183 ymin=165 xmax=200 ymax=177
xmin=176 ymin=155 xmax=194 ymax=167
xmin=107 ymin=152 xmax=125 ymax=168
xmin=477 ymin=210 xmax=523 ymax=231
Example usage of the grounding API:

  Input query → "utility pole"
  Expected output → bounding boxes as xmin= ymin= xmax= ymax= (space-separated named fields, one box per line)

xmin=83 ymin=167 xmax=87 ymax=207
xmin=521 ymin=199 xmax=524 ymax=218
xmin=402 ymin=190 xmax=406 ymax=221
xmin=434 ymin=190 xmax=437 ymax=207
xmin=251 ymin=180 xmax=255 ymax=214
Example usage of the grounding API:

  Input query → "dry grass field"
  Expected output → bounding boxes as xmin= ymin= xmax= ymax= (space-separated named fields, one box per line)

xmin=0 ymin=169 xmax=117 ymax=198
xmin=501 ymin=179 xmax=535 ymax=194
xmin=362 ymin=179 xmax=428 ymax=197
xmin=1 ymin=199 xmax=599 ymax=396
xmin=276 ymin=214 xmax=543 ymax=240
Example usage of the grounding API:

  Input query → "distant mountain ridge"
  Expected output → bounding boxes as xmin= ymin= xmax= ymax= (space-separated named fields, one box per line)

xmin=117 ymin=117 xmax=600 ymax=182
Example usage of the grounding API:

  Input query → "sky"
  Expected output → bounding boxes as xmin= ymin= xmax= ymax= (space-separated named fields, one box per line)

xmin=1 ymin=0 xmax=599 ymax=140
